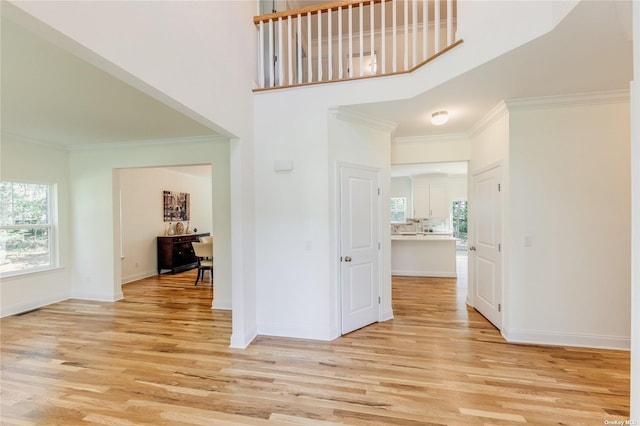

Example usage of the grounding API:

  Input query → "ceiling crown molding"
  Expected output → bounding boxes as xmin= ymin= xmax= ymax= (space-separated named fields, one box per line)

xmin=1 ymin=131 xmax=68 ymax=151
xmin=504 ymin=89 xmax=630 ymax=111
xmin=66 ymin=135 xmax=227 ymax=152
xmin=467 ymin=101 xmax=509 ymax=139
xmin=329 ymin=107 xmax=398 ymax=133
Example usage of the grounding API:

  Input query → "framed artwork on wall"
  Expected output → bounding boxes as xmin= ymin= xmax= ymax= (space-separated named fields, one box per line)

xmin=163 ymin=191 xmax=190 ymax=222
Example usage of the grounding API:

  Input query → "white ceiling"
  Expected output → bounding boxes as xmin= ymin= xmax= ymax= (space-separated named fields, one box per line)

xmin=0 ymin=0 xmax=632 ymax=154
xmin=1 ymin=15 xmax=217 ymax=147
xmin=349 ymin=0 xmax=633 ymax=138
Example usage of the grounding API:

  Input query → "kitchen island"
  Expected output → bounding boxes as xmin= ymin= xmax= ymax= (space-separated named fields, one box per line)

xmin=391 ymin=234 xmax=457 ymax=277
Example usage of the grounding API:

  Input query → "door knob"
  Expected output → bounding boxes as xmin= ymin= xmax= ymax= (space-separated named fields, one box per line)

xmin=469 ymin=246 xmax=476 ymax=251
xmin=344 ymin=256 xmax=352 ymax=262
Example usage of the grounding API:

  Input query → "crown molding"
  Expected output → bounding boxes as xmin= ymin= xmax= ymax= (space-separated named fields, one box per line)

xmin=1 ymin=131 xmax=69 ymax=151
xmin=393 ymin=132 xmax=469 ymax=145
xmin=467 ymin=101 xmax=509 ymax=139
xmin=504 ymin=89 xmax=630 ymax=111
xmin=329 ymin=107 xmax=398 ymax=133
xmin=66 ymin=135 xmax=227 ymax=152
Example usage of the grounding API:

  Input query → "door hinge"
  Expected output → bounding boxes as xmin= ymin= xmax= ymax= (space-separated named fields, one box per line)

xmin=378 ymin=242 xmax=381 ymax=250
xmin=498 ymin=303 xmax=502 ymax=312
xmin=498 ymin=243 xmax=502 ymax=252
xmin=498 ymin=183 xmax=501 ymax=192
xmin=378 ymin=296 xmax=381 ymax=304
xmin=377 ymin=188 xmax=380 ymax=195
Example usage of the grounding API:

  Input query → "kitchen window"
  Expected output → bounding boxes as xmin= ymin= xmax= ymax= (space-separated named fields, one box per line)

xmin=390 ymin=197 xmax=407 ymax=223
xmin=0 ymin=181 xmax=56 ymax=276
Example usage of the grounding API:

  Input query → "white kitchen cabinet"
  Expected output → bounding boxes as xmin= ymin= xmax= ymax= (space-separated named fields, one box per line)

xmin=411 ymin=179 xmax=449 ymax=218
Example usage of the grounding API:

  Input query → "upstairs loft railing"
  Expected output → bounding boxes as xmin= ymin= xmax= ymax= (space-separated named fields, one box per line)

xmin=254 ymin=0 xmax=461 ymax=90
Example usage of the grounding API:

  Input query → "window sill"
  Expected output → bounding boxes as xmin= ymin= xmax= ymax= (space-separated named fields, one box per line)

xmin=1 ymin=265 xmax=65 ymax=281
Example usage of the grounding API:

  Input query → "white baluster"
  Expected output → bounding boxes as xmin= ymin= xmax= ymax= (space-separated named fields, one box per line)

xmin=381 ymin=0 xmax=386 ymax=74
xmin=328 ymin=8 xmax=333 ymax=80
xmin=434 ymin=0 xmax=440 ymax=53
xmin=412 ymin=0 xmax=417 ymax=67
xmin=370 ymin=0 xmax=375 ymax=74
xmin=392 ymin=0 xmax=397 ymax=72
xmin=318 ymin=10 xmax=322 ymax=81
xmin=359 ymin=2 xmax=364 ymax=77
xmin=423 ymin=0 xmax=428 ymax=61
xmin=287 ymin=16 xmax=293 ymax=85
xmin=297 ymin=14 xmax=302 ymax=84
xmin=338 ymin=6 xmax=343 ymax=79
xmin=278 ymin=17 xmax=283 ymax=86
xmin=307 ymin=12 xmax=312 ymax=82
xmin=348 ymin=4 xmax=353 ymax=78
xmin=447 ymin=0 xmax=453 ymax=46
xmin=269 ymin=19 xmax=274 ymax=87
xmin=259 ymin=21 xmax=265 ymax=88
xmin=404 ymin=0 xmax=408 ymax=70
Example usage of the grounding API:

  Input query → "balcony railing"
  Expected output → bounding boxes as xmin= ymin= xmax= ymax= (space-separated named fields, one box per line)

xmin=254 ymin=0 xmax=460 ymax=90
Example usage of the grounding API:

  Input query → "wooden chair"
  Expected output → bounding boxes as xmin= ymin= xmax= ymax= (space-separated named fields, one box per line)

xmin=191 ymin=242 xmax=213 ymax=286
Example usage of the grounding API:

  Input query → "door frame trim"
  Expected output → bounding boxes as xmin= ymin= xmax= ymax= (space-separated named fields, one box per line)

xmin=336 ymin=161 xmax=384 ymax=335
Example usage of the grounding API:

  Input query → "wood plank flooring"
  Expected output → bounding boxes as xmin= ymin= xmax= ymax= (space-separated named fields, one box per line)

xmin=1 ymin=272 xmax=630 ymax=425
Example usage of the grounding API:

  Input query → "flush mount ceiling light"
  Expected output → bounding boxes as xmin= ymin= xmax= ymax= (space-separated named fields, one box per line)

xmin=431 ymin=111 xmax=449 ymax=126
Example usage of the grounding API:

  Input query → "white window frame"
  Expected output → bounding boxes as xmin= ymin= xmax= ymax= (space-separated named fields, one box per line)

xmin=0 ymin=180 xmax=58 ymax=278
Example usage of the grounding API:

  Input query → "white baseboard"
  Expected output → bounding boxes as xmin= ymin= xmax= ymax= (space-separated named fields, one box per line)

xmin=505 ymin=328 xmax=630 ymax=351
xmin=121 ymin=270 xmax=157 ymax=284
xmin=230 ymin=327 xmax=258 ymax=349
xmin=212 ymin=297 xmax=231 ymax=310
xmin=257 ymin=323 xmax=335 ymax=341
xmin=392 ymin=270 xmax=457 ymax=278
xmin=70 ymin=290 xmax=123 ymax=302
xmin=0 ymin=293 xmax=69 ymax=318
xmin=380 ymin=309 xmax=394 ymax=322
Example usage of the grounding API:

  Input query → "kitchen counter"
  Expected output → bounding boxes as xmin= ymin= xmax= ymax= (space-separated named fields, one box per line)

xmin=391 ymin=234 xmax=457 ymax=277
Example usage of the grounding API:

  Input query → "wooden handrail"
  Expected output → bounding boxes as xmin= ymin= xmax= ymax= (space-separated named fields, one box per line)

xmin=253 ymin=0 xmax=392 ymax=25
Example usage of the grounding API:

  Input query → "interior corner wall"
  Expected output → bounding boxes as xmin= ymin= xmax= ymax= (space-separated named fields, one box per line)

xmin=0 ymin=138 xmax=72 ymax=316
xmin=119 ymin=167 xmax=213 ymax=285
xmin=508 ymin=100 xmax=631 ymax=350
xmin=68 ymin=138 xmax=231 ymax=309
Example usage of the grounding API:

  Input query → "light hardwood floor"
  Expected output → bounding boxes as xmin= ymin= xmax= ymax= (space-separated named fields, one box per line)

xmin=1 ymin=272 xmax=630 ymax=425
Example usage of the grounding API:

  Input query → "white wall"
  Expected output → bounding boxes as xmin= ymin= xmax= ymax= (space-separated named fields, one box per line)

xmin=507 ymin=94 xmax=631 ymax=349
xmin=68 ymin=138 xmax=232 ymax=310
xmin=631 ymin=0 xmax=640 ymax=418
xmin=391 ymin=177 xmax=412 ymax=204
xmin=119 ymin=167 xmax=212 ymax=284
xmin=0 ymin=137 xmax=72 ymax=316
xmin=392 ymin=134 xmax=470 ymax=164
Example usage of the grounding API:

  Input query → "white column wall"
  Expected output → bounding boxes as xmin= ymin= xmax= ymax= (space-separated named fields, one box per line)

xmin=0 ymin=138 xmax=72 ymax=316
xmin=507 ymin=99 xmax=631 ymax=349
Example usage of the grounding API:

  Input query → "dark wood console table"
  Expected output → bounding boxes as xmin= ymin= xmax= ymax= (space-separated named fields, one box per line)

xmin=157 ymin=233 xmax=210 ymax=274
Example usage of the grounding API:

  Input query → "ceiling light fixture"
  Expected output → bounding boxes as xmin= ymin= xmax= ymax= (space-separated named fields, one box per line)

xmin=431 ymin=111 xmax=449 ymax=126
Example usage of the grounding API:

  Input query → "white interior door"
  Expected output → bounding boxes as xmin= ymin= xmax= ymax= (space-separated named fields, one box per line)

xmin=471 ymin=165 xmax=502 ymax=329
xmin=339 ymin=165 xmax=380 ymax=335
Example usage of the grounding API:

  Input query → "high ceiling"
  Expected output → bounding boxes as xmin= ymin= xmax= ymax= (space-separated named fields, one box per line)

xmin=0 ymin=1 xmax=633 ymax=151
xmin=1 ymin=15 xmax=217 ymax=147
